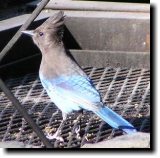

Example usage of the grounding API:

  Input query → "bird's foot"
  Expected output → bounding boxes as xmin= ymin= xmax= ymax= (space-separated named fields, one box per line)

xmin=74 ymin=125 xmax=81 ymax=140
xmin=74 ymin=125 xmax=80 ymax=134
xmin=46 ymin=132 xmax=64 ymax=142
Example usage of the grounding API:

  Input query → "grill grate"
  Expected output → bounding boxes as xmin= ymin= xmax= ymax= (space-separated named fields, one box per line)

xmin=0 ymin=67 xmax=150 ymax=148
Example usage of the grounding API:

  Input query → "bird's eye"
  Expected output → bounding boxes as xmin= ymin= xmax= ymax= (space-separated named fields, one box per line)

xmin=39 ymin=32 xmax=44 ymax=36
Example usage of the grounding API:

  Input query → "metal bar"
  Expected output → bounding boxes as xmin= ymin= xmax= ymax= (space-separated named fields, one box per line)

xmin=0 ymin=0 xmax=53 ymax=148
xmin=0 ymin=0 xmax=50 ymax=63
xmin=0 ymin=54 xmax=39 ymax=69
xmin=45 ymin=1 xmax=150 ymax=12
xmin=0 ymin=78 xmax=53 ymax=148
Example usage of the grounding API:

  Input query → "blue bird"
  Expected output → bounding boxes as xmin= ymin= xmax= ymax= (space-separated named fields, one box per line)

xmin=22 ymin=11 xmax=137 ymax=140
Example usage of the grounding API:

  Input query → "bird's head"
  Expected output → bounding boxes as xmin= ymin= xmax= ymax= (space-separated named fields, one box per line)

xmin=22 ymin=11 xmax=65 ymax=53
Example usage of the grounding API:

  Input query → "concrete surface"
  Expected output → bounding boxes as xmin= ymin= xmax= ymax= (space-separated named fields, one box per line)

xmin=82 ymin=132 xmax=150 ymax=148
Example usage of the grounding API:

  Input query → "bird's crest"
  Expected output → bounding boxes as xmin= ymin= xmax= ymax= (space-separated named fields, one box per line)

xmin=37 ymin=10 xmax=65 ymax=41
xmin=39 ymin=11 xmax=65 ymax=32
xmin=22 ymin=11 xmax=65 ymax=48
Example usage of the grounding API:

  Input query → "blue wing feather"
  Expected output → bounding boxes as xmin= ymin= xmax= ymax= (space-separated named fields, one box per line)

xmin=40 ymin=73 xmax=137 ymax=134
xmin=40 ymin=74 xmax=101 ymax=112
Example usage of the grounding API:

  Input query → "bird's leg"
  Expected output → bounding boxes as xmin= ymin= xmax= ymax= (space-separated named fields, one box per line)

xmin=73 ymin=110 xmax=83 ymax=139
xmin=46 ymin=113 xmax=67 ymax=142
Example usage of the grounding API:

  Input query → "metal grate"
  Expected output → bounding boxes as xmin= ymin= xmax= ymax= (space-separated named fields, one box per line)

xmin=0 ymin=67 xmax=150 ymax=148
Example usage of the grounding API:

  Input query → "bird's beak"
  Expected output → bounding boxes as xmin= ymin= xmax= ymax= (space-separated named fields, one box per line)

xmin=21 ymin=30 xmax=34 ymax=37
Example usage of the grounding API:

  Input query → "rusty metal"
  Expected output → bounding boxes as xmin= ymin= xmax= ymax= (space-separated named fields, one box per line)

xmin=0 ymin=67 xmax=150 ymax=148
xmin=0 ymin=78 xmax=53 ymax=148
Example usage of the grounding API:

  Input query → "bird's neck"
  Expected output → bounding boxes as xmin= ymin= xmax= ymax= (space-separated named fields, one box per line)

xmin=39 ymin=43 xmax=70 ymax=77
xmin=40 ymin=41 xmax=65 ymax=55
xmin=44 ymin=44 xmax=67 ymax=64
xmin=39 ymin=43 xmax=85 ymax=80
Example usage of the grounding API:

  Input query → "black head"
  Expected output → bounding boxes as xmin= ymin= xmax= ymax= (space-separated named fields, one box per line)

xmin=22 ymin=11 xmax=65 ymax=52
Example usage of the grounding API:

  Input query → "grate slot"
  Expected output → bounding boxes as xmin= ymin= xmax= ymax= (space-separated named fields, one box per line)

xmin=0 ymin=67 xmax=150 ymax=147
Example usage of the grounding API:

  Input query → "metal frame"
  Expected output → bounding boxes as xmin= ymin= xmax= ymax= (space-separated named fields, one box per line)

xmin=45 ymin=0 xmax=149 ymax=12
xmin=0 ymin=0 xmax=150 ymax=148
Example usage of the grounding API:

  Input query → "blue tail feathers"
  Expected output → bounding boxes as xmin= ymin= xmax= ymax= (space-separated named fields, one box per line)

xmin=94 ymin=106 xmax=137 ymax=134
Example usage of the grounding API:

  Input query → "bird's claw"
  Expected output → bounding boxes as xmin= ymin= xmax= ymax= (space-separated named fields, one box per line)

xmin=75 ymin=125 xmax=80 ymax=134
xmin=46 ymin=133 xmax=64 ymax=142
xmin=74 ymin=125 xmax=81 ymax=140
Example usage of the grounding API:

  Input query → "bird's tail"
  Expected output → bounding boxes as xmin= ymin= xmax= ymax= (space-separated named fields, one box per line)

xmin=94 ymin=106 xmax=137 ymax=134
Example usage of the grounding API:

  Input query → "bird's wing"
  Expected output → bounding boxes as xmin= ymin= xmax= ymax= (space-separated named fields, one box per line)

xmin=44 ymin=75 xmax=102 ymax=111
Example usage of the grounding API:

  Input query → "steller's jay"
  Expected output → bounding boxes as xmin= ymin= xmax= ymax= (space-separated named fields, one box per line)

xmin=22 ymin=11 xmax=137 ymax=141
